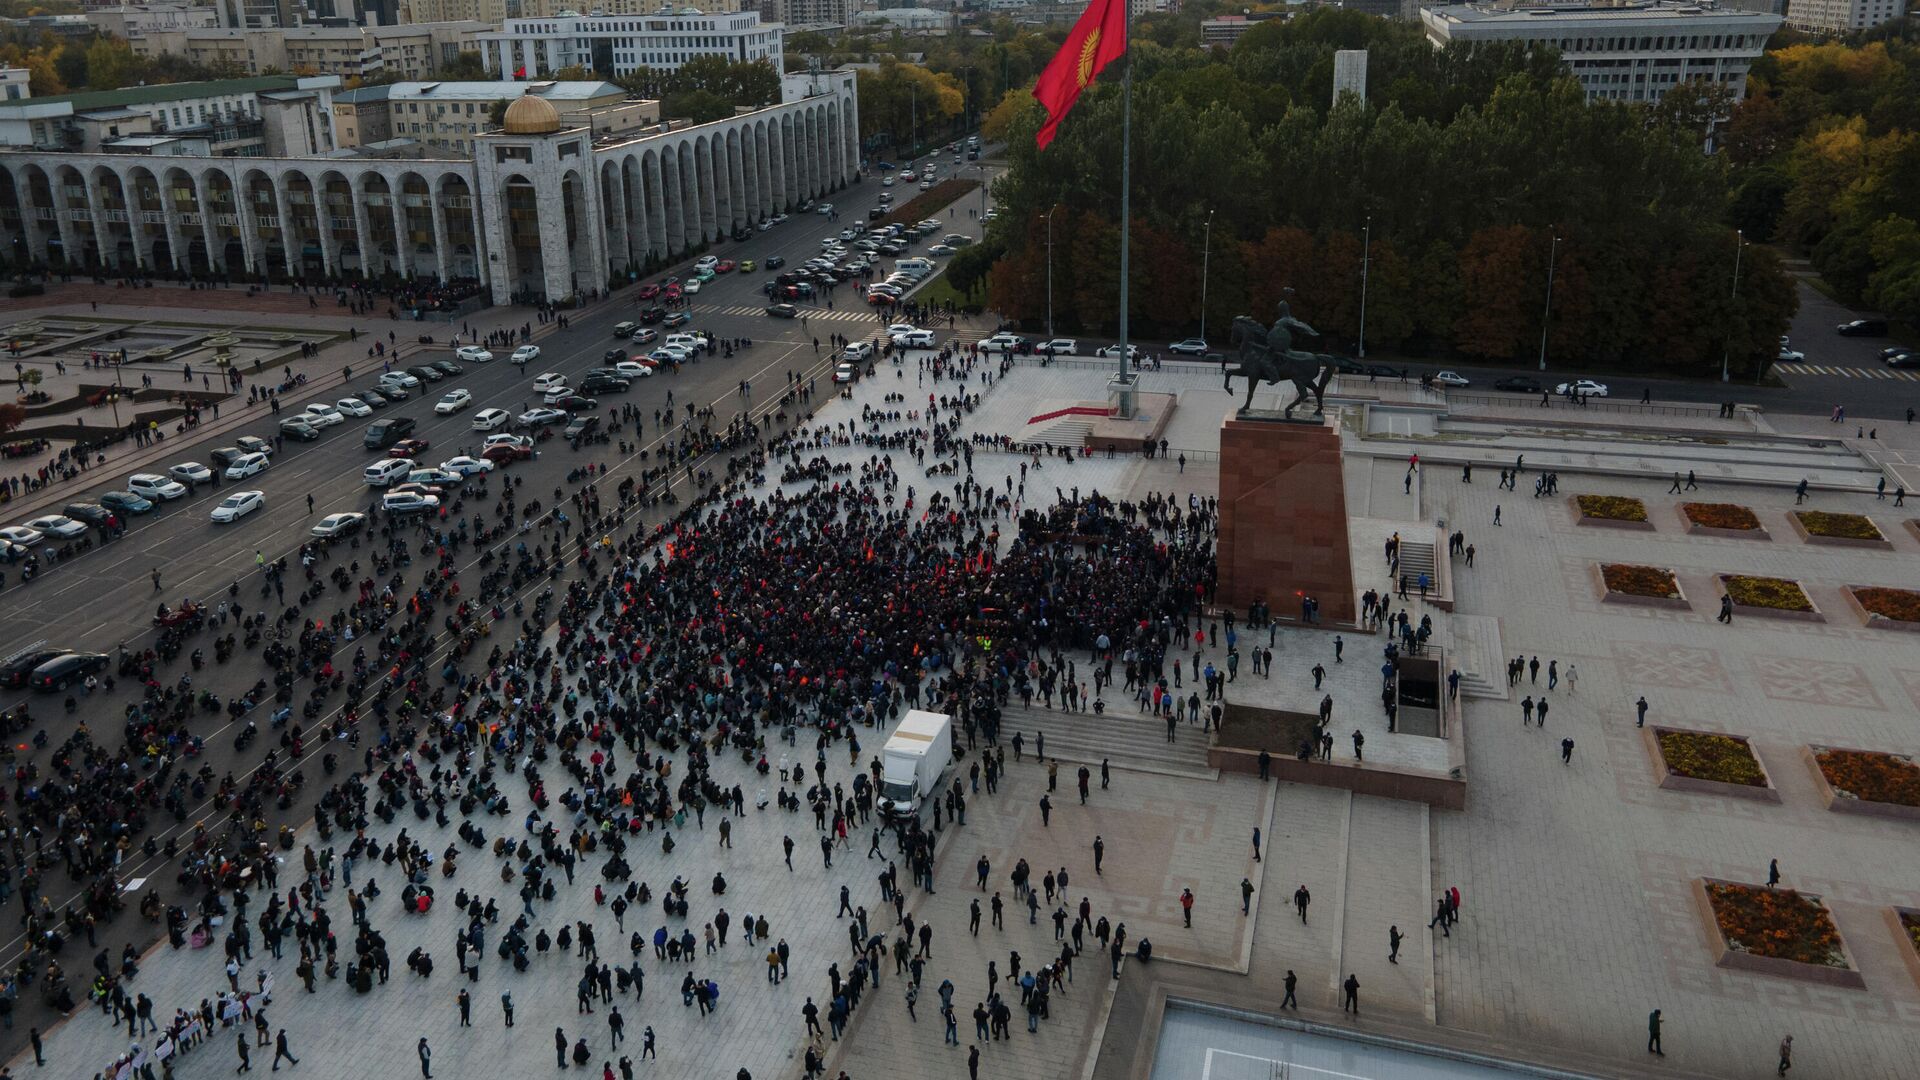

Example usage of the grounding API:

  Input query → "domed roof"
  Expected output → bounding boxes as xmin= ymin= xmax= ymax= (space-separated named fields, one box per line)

xmin=502 ymin=93 xmax=561 ymax=135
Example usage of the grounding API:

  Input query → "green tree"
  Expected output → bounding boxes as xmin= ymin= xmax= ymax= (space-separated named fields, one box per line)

xmin=84 ymin=36 xmax=138 ymax=90
xmin=662 ymin=90 xmax=735 ymax=125
xmin=436 ymin=51 xmax=488 ymax=80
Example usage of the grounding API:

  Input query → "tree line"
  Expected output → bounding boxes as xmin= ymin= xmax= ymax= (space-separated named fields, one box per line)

xmin=1726 ymin=27 xmax=1920 ymax=325
xmin=979 ymin=9 xmax=1797 ymax=378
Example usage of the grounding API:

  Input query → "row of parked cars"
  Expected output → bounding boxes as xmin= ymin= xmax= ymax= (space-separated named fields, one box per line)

xmin=0 ymin=645 xmax=109 ymax=693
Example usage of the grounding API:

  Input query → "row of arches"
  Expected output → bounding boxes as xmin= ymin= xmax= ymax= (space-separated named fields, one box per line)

xmin=0 ymin=160 xmax=483 ymax=284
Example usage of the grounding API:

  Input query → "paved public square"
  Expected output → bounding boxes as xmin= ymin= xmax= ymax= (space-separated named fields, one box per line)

xmin=15 ymin=359 xmax=1920 ymax=1080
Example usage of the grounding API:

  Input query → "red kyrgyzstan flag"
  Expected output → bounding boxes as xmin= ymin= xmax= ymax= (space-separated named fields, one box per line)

xmin=1031 ymin=0 xmax=1127 ymax=150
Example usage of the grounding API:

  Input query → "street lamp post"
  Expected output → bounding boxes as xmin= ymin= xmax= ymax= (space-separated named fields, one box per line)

xmin=1358 ymin=214 xmax=1371 ymax=360
xmin=1199 ymin=209 xmax=1214 ymax=346
xmin=1538 ymin=232 xmax=1560 ymax=372
xmin=1721 ymin=229 xmax=1746 ymax=383
xmin=1046 ymin=206 xmax=1058 ymax=339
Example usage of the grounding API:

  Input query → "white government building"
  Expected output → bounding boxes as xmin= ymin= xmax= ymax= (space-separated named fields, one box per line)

xmin=0 ymin=72 xmax=858 ymax=305
xmin=473 ymin=9 xmax=785 ymax=80
xmin=1419 ymin=1 xmax=1783 ymax=104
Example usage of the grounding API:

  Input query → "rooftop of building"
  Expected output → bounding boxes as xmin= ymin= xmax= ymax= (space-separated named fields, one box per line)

xmin=334 ymin=80 xmax=626 ymax=107
xmin=0 ymin=75 xmax=311 ymax=113
xmin=1424 ymin=0 xmax=1785 ymax=22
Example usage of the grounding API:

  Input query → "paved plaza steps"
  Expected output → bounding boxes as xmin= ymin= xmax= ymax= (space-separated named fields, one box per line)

xmin=1397 ymin=539 xmax=1437 ymax=587
xmin=1438 ymin=613 xmax=1506 ymax=701
xmin=996 ymin=702 xmax=1216 ymax=778
xmin=1333 ymin=795 xmax=1435 ymax=1019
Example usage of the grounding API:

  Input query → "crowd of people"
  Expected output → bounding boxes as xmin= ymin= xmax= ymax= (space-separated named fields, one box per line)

xmin=0 ymin=334 xmax=1241 ymax=1079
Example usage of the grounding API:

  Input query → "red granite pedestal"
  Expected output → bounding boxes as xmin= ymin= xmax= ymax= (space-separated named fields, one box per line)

xmin=1217 ymin=414 xmax=1357 ymax=626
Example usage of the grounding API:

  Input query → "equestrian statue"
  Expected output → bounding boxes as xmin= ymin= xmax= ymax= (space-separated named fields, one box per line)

xmin=1224 ymin=291 xmax=1340 ymax=418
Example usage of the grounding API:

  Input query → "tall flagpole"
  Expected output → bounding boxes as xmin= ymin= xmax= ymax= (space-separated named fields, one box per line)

xmin=1116 ymin=0 xmax=1132 ymax=392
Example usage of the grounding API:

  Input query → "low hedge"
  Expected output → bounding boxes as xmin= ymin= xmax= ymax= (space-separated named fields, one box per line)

xmin=1854 ymin=587 xmax=1920 ymax=622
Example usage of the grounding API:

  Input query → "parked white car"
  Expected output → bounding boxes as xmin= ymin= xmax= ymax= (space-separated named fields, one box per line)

xmin=167 ymin=462 xmax=212 ymax=486
xmin=1037 ymin=339 xmax=1078 ymax=355
xmin=381 ymin=491 xmax=440 ymax=514
xmin=511 ymin=345 xmax=541 ymax=365
xmin=377 ymin=371 xmax=420 ymax=390
xmin=434 ymin=389 xmax=473 ymax=414
xmin=456 ymin=346 xmax=494 ymax=363
xmin=223 ymin=453 xmax=270 ymax=480
xmin=1430 ymin=370 xmax=1471 ymax=388
xmin=300 ymin=403 xmax=345 ymax=427
xmin=311 ymin=512 xmax=366 ymax=539
xmin=335 ymin=398 xmax=373 ymax=418
xmin=129 ymin=473 xmax=189 ymax=501
xmin=471 ymin=408 xmax=511 ymax=431
xmin=210 ymin=490 xmax=265 ymax=523
xmin=440 ymin=456 xmax=495 ymax=477
xmin=1554 ymin=379 xmax=1609 ymax=398
xmin=0 ymin=525 xmax=43 ymax=547
xmin=24 ymin=515 xmax=86 ymax=540
xmin=532 ymin=372 xmax=567 ymax=394
xmin=363 ymin=458 xmax=414 ymax=487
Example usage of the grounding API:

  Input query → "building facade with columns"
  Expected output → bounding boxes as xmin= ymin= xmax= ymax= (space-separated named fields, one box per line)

xmin=0 ymin=71 xmax=859 ymax=305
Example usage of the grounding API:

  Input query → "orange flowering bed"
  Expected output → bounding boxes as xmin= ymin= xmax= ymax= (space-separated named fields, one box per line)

xmin=1902 ymin=911 xmax=1920 ymax=956
xmin=1704 ymin=882 xmax=1849 ymax=968
xmin=1682 ymin=503 xmax=1761 ymax=530
xmin=1795 ymin=511 xmax=1883 ymax=541
xmin=1576 ymin=495 xmax=1648 ymax=522
xmin=1855 ymin=587 xmax=1920 ymax=623
xmin=1815 ymin=748 xmax=1920 ymax=807
xmin=1658 ymin=731 xmax=1766 ymax=786
xmin=1602 ymin=563 xmax=1680 ymax=598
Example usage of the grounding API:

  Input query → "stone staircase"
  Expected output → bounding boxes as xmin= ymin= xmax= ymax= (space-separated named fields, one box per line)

xmin=1397 ymin=539 xmax=1437 ymax=588
xmin=1022 ymin=407 xmax=1099 ymax=448
xmin=995 ymin=702 xmax=1216 ymax=778
xmin=1438 ymin=613 xmax=1506 ymax=701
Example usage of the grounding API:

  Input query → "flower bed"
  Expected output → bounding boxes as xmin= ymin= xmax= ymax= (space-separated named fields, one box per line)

xmin=1843 ymin=586 xmax=1920 ymax=632
xmin=1576 ymin=494 xmax=1648 ymax=521
xmin=1719 ymin=574 xmax=1821 ymax=622
xmin=1790 ymin=511 xmax=1890 ymax=549
xmin=1694 ymin=880 xmax=1860 ymax=987
xmin=1597 ymin=563 xmax=1689 ymax=609
xmin=1808 ymin=746 xmax=1920 ymax=820
xmin=1573 ymin=495 xmax=1653 ymax=531
xmin=1658 ymin=730 xmax=1766 ymax=786
xmin=1682 ymin=502 xmax=1769 ymax=540
xmin=1887 ymin=908 xmax=1920 ymax=993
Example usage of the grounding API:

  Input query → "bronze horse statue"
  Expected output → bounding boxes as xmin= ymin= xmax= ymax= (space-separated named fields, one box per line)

xmin=1225 ymin=312 xmax=1337 ymax=418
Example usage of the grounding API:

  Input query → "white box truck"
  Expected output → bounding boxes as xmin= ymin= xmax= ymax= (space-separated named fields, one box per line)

xmin=879 ymin=710 xmax=952 ymax=820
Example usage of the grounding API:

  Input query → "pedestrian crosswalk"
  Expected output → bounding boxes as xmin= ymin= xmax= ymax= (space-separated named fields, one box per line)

xmin=1776 ymin=362 xmax=1920 ymax=380
xmin=709 ymin=303 xmax=876 ymax=324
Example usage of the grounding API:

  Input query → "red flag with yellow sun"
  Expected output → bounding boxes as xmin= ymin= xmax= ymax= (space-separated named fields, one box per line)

xmin=1031 ymin=0 xmax=1127 ymax=150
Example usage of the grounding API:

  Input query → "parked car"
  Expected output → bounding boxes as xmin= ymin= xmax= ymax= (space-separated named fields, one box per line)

xmin=511 ymin=345 xmax=542 ymax=364
xmin=1430 ymin=370 xmax=1471 ymax=388
xmin=439 ymin=456 xmax=495 ymax=477
xmin=311 ymin=512 xmax=367 ymax=539
xmin=1493 ymin=376 xmax=1541 ymax=393
xmin=209 ymin=490 xmax=265 ymax=523
xmin=335 ymin=398 xmax=373 ymax=418
xmin=62 ymin=503 xmax=111 ymax=528
xmin=1778 ymin=346 xmax=1806 ymax=363
xmin=223 ymin=452 xmax=269 ymax=480
xmin=129 ymin=474 xmax=188 ymax=501
xmin=381 ymin=491 xmax=440 ymax=514
xmin=405 ymin=365 xmax=444 ymax=383
xmin=0 ymin=525 xmax=42 ymax=547
xmin=277 ymin=418 xmax=322 ymax=441
xmin=235 ymin=436 xmax=273 ymax=456
xmin=434 ymin=389 xmax=473 ymax=414
xmin=389 ymin=438 xmax=432 ymax=460
xmin=364 ymin=416 xmax=417 ymax=450
xmin=363 ymin=458 xmax=413 ymax=487
xmin=430 ymin=359 xmax=463 ymax=377
xmin=23 ymin=515 xmax=87 ymax=540
xmin=1554 ymin=379 xmax=1609 ymax=397
xmin=471 ymin=408 xmax=512 ymax=431
xmin=1 ymin=649 xmax=67 ymax=689
xmin=30 ymin=651 xmax=109 ymax=693
xmin=1168 ymin=338 xmax=1209 ymax=356
xmin=456 ymin=346 xmax=494 ymax=363
xmin=98 ymin=490 xmax=154 ymax=515
xmin=563 ymin=415 xmax=599 ymax=440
